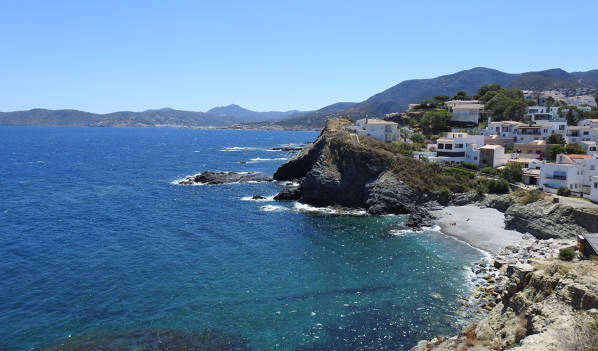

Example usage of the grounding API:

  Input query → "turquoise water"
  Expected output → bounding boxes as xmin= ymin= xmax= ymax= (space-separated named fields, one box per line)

xmin=0 ymin=127 xmax=484 ymax=350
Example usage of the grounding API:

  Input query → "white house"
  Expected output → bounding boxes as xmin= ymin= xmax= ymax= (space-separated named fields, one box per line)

xmin=578 ymin=119 xmax=598 ymax=128
xmin=485 ymin=120 xmax=523 ymax=138
xmin=566 ymin=126 xmax=598 ymax=143
xmin=526 ymin=105 xmax=560 ymax=120
xmin=445 ymin=100 xmax=485 ymax=124
xmin=539 ymin=154 xmax=598 ymax=196
xmin=348 ymin=118 xmax=399 ymax=143
xmin=478 ymin=145 xmax=509 ymax=168
xmin=580 ymin=141 xmax=598 ymax=155
xmin=434 ymin=132 xmax=485 ymax=164
xmin=566 ymin=95 xmax=597 ymax=107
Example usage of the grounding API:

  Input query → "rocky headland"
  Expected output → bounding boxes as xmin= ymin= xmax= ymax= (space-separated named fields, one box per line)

xmin=272 ymin=118 xmax=478 ymax=226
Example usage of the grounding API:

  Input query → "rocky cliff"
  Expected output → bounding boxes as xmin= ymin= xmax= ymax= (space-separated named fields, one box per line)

xmin=273 ymin=118 xmax=475 ymax=225
xmin=481 ymin=193 xmax=596 ymax=240
xmin=412 ymin=255 xmax=598 ymax=351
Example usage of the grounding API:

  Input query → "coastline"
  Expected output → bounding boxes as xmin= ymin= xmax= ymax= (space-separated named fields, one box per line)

xmin=431 ymin=205 xmax=525 ymax=255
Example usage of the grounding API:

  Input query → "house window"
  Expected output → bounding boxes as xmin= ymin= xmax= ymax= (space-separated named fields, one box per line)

xmin=570 ymin=184 xmax=573 ymax=189
xmin=455 ymin=144 xmax=463 ymax=148
xmin=592 ymin=165 xmax=596 ymax=171
xmin=445 ymin=144 xmax=453 ymax=150
xmin=594 ymin=182 xmax=597 ymax=189
xmin=474 ymin=157 xmax=478 ymax=160
xmin=559 ymin=125 xmax=565 ymax=130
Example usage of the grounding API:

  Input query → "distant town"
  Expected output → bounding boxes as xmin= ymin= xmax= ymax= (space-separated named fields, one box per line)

xmin=346 ymin=85 xmax=598 ymax=202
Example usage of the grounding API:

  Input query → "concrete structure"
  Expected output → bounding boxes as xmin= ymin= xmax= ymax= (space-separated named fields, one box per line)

xmin=478 ymin=145 xmax=509 ymax=168
xmin=348 ymin=118 xmax=399 ymax=143
xmin=445 ymin=100 xmax=485 ymax=124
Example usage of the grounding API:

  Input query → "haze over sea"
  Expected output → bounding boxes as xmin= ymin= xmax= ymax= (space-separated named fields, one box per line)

xmin=0 ymin=127 xmax=485 ymax=350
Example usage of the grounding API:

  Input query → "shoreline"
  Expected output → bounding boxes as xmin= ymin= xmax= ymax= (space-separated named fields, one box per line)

xmin=431 ymin=204 xmax=525 ymax=255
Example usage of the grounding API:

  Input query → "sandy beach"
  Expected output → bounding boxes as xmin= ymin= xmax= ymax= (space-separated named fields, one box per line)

xmin=431 ymin=205 xmax=525 ymax=255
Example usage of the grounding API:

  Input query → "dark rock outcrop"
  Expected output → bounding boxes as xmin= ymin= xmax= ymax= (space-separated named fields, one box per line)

xmin=272 ymin=118 xmax=453 ymax=225
xmin=177 ymin=171 xmax=272 ymax=185
xmin=273 ymin=185 xmax=301 ymax=201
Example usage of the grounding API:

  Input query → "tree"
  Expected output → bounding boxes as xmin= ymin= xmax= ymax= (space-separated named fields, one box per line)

xmin=419 ymin=109 xmax=452 ymax=134
xmin=565 ymin=142 xmax=586 ymax=155
xmin=548 ymin=144 xmax=565 ymax=161
xmin=433 ymin=95 xmax=450 ymax=104
xmin=547 ymin=134 xmax=566 ymax=145
xmin=500 ymin=162 xmax=523 ymax=183
xmin=410 ymin=132 xmax=425 ymax=144
xmin=545 ymin=96 xmax=555 ymax=107
xmin=452 ymin=90 xmax=471 ymax=101
xmin=566 ymin=109 xmax=578 ymax=126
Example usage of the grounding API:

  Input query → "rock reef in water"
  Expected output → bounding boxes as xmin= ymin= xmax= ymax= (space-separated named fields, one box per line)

xmin=40 ymin=328 xmax=251 ymax=351
xmin=177 ymin=171 xmax=272 ymax=185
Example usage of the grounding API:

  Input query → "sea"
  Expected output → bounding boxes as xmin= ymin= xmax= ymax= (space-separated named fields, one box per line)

xmin=0 ymin=127 xmax=486 ymax=350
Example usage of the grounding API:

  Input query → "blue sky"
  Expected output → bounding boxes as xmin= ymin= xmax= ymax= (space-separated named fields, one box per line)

xmin=1 ymin=1 xmax=596 ymax=113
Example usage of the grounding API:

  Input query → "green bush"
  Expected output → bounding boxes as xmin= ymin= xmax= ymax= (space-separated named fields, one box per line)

xmin=461 ymin=162 xmax=478 ymax=170
xmin=481 ymin=167 xmax=499 ymax=175
xmin=445 ymin=167 xmax=476 ymax=179
xmin=519 ymin=189 xmax=545 ymax=204
xmin=476 ymin=178 xmax=510 ymax=194
xmin=559 ymin=248 xmax=575 ymax=261
xmin=557 ymin=187 xmax=571 ymax=197
xmin=500 ymin=162 xmax=523 ymax=183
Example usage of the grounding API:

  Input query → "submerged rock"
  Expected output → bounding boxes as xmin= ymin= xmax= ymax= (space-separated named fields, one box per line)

xmin=41 ymin=328 xmax=251 ymax=351
xmin=177 ymin=171 xmax=272 ymax=185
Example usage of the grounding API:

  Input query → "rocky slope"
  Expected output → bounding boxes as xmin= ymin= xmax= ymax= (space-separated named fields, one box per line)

xmin=412 ymin=247 xmax=598 ymax=351
xmin=272 ymin=118 xmax=475 ymax=225
xmin=480 ymin=193 xmax=589 ymax=240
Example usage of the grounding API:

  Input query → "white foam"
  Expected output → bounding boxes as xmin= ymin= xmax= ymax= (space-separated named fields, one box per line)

xmin=260 ymin=205 xmax=289 ymax=212
xmin=241 ymin=195 xmax=276 ymax=202
xmin=292 ymin=202 xmax=368 ymax=216
xmin=220 ymin=146 xmax=263 ymax=152
xmin=193 ymin=150 xmax=200 ymax=153
xmin=248 ymin=157 xmax=288 ymax=163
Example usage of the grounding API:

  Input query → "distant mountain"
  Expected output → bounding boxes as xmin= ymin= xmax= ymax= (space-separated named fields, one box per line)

xmin=0 ymin=108 xmax=240 ymax=127
xmin=3 ymin=67 xmax=597 ymax=129
xmin=207 ymin=104 xmax=306 ymax=122
xmin=0 ymin=105 xmax=309 ymax=127
xmin=266 ymin=67 xmax=598 ymax=129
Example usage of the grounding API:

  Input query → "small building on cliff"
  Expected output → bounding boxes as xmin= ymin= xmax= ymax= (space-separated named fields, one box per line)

xmin=347 ymin=118 xmax=399 ymax=143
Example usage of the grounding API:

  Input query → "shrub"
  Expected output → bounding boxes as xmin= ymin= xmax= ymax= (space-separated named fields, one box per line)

xmin=559 ymin=248 xmax=575 ymax=261
xmin=500 ymin=162 xmax=523 ymax=183
xmin=410 ymin=132 xmax=425 ymax=144
xmin=461 ymin=162 xmax=478 ymax=170
xmin=557 ymin=187 xmax=571 ymax=197
xmin=445 ymin=167 xmax=476 ymax=179
xmin=476 ymin=178 xmax=509 ymax=194
xmin=481 ymin=167 xmax=498 ymax=176
xmin=565 ymin=142 xmax=587 ymax=155
xmin=519 ymin=189 xmax=545 ymax=204
xmin=488 ymin=179 xmax=510 ymax=194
